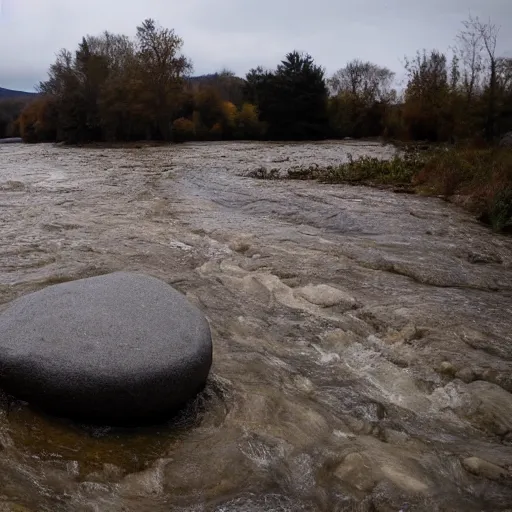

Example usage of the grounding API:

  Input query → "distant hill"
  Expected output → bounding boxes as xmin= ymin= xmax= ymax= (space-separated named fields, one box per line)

xmin=0 ymin=87 xmax=37 ymax=99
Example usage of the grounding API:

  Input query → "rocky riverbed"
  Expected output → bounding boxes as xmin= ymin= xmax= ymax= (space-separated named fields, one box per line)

xmin=0 ymin=140 xmax=511 ymax=511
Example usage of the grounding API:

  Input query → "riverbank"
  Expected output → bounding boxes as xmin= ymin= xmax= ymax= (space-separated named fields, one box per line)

xmin=247 ymin=146 xmax=512 ymax=233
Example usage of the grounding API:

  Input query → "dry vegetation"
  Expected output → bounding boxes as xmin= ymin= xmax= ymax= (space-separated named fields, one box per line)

xmin=247 ymin=147 xmax=512 ymax=233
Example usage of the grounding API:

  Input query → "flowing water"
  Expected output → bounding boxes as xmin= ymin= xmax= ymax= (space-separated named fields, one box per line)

xmin=0 ymin=141 xmax=511 ymax=511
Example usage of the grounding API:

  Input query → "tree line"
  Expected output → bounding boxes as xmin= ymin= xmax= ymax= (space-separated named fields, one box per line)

xmin=3 ymin=15 xmax=511 ymax=144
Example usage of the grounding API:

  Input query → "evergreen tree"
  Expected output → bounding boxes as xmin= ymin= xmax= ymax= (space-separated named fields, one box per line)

xmin=246 ymin=52 xmax=329 ymax=140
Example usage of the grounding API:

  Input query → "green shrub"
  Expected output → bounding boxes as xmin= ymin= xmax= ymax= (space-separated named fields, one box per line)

xmin=304 ymin=151 xmax=426 ymax=186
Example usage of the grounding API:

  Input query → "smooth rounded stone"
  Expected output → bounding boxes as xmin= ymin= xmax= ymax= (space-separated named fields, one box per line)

xmin=438 ymin=361 xmax=457 ymax=376
xmin=334 ymin=452 xmax=377 ymax=492
xmin=462 ymin=457 xmax=508 ymax=480
xmin=295 ymin=284 xmax=356 ymax=309
xmin=0 ymin=272 xmax=212 ymax=423
xmin=455 ymin=367 xmax=475 ymax=384
xmin=465 ymin=381 xmax=512 ymax=436
xmin=380 ymin=464 xmax=429 ymax=493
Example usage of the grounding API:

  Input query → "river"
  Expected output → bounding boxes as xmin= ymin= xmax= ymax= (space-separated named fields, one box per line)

xmin=0 ymin=141 xmax=511 ymax=511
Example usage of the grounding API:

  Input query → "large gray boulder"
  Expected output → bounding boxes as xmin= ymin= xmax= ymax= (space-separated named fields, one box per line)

xmin=0 ymin=272 xmax=212 ymax=423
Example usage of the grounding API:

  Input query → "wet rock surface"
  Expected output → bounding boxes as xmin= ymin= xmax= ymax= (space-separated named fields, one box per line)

xmin=0 ymin=140 xmax=511 ymax=511
xmin=462 ymin=457 xmax=509 ymax=480
xmin=0 ymin=271 xmax=212 ymax=423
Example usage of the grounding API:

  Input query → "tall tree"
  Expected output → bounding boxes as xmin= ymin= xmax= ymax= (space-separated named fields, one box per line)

xmin=135 ymin=19 xmax=192 ymax=139
xmin=455 ymin=15 xmax=502 ymax=140
xmin=403 ymin=50 xmax=451 ymax=140
xmin=496 ymin=57 xmax=512 ymax=134
xmin=0 ymin=98 xmax=29 ymax=138
xmin=36 ymin=20 xmax=192 ymax=143
xmin=89 ymin=32 xmax=139 ymax=140
xmin=328 ymin=60 xmax=395 ymax=104
xmin=37 ymin=39 xmax=110 ymax=143
xmin=38 ymin=49 xmax=84 ymax=142
xmin=75 ymin=37 xmax=110 ymax=140
xmin=456 ymin=17 xmax=484 ymax=105
xmin=247 ymin=52 xmax=328 ymax=140
xmin=244 ymin=66 xmax=272 ymax=106
xmin=470 ymin=16 xmax=500 ymax=141
xmin=328 ymin=60 xmax=395 ymax=138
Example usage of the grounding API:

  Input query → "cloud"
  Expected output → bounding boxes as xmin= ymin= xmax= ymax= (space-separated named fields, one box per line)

xmin=0 ymin=0 xmax=511 ymax=91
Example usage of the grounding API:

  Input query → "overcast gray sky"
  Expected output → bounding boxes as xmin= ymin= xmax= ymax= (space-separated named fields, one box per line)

xmin=1 ymin=0 xmax=511 ymax=92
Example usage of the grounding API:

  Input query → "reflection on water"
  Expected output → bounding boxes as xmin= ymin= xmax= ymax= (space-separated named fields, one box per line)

xmin=4 ymin=376 xmax=228 ymax=476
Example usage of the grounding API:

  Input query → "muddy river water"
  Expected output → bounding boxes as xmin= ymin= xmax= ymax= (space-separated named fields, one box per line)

xmin=0 ymin=141 xmax=511 ymax=511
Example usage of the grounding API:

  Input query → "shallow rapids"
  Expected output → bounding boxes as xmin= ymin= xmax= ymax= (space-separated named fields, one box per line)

xmin=0 ymin=141 xmax=511 ymax=511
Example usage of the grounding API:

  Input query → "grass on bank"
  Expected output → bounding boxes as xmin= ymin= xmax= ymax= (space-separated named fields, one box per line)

xmin=246 ymin=147 xmax=512 ymax=233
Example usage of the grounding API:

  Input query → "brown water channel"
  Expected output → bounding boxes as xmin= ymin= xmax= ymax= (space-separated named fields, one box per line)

xmin=0 ymin=141 xmax=511 ymax=511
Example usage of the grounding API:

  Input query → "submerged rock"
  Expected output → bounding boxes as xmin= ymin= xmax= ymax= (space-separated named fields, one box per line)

xmin=0 ymin=272 xmax=212 ymax=423
xmin=295 ymin=284 xmax=356 ymax=309
xmin=438 ymin=361 xmax=456 ymax=376
xmin=455 ymin=367 xmax=475 ymax=384
xmin=462 ymin=457 xmax=508 ymax=480
xmin=465 ymin=381 xmax=512 ymax=436
xmin=334 ymin=452 xmax=377 ymax=492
